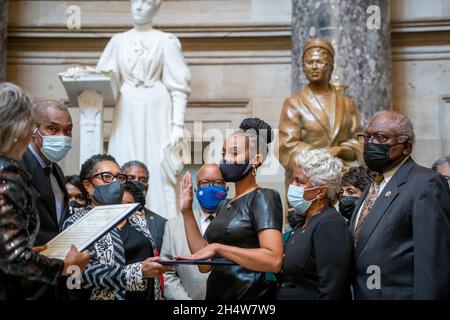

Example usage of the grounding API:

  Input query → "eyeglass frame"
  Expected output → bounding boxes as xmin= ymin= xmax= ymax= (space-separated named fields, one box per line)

xmin=197 ymin=179 xmax=226 ymax=189
xmin=356 ymin=132 xmax=410 ymax=145
xmin=90 ymin=171 xmax=128 ymax=184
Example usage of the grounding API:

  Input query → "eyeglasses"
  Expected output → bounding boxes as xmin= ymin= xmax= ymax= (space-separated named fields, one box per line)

xmin=91 ymin=172 xmax=128 ymax=184
xmin=357 ymin=133 xmax=409 ymax=144
xmin=197 ymin=180 xmax=226 ymax=189
xmin=126 ymin=175 xmax=149 ymax=185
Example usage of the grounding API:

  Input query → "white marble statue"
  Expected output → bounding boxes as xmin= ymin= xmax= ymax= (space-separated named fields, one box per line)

xmin=96 ymin=0 xmax=191 ymax=220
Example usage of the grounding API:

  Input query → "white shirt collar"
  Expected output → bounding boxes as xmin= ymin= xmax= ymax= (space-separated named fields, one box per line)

xmin=200 ymin=209 xmax=216 ymax=222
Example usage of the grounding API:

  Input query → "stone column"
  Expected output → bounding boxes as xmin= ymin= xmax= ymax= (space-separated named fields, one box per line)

xmin=0 ymin=0 xmax=8 ymax=82
xmin=292 ymin=0 xmax=391 ymax=122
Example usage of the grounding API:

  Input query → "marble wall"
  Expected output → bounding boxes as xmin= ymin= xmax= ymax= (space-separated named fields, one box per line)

xmin=391 ymin=0 xmax=450 ymax=167
xmin=292 ymin=0 xmax=392 ymax=123
xmin=5 ymin=0 xmax=450 ymax=205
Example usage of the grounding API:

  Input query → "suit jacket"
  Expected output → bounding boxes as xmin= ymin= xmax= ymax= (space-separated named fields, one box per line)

xmin=277 ymin=85 xmax=363 ymax=172
xmin=19 ymin=149 xmax=69 ymax=246
xmin=349 ymin=157 xmax=450 ymax=299
xmin=144 ymin=208 xmax=167 ymax=253
xmin=160 ymin=212 xmax=209 ymax=300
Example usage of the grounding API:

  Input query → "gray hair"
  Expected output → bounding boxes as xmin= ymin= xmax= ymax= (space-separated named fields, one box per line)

xmin=0 ymin=82 xmax=35 ymax=154
xmin=121 ymin=160 xmax=149 ymax=177
xmin=294 ymin=148 xmax=343 ymax=200
xmin=370 ymin=111 xmax=416 ymax=145
xmin=432 ymin=156 xmax=450 ymax=171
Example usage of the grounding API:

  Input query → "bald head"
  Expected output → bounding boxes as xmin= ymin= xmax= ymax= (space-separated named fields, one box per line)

xmin=34 ymin=100 xmax=70 ymax=125
xmin=197 ymin=163 xmax=223 ymax=183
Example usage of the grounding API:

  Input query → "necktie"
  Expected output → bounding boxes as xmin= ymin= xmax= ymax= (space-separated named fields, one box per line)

xmin=207 ymin=215 xmax=215 ymax=222
xmin=354 ymin=174 xmax=384 ymax=244
xmin=43 ymin=166 xmax=52 ymax=178
xmin=44 ymin=165 xmax=62 ymax=224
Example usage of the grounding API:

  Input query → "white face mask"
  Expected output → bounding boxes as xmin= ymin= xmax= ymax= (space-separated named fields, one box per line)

xmin=131 ymin=0 xmax=160 ymax=25
xmin=36 ymin=130 xmax=72 ymax=163
xmin=287 ymin=184 xmax=321 ymax=216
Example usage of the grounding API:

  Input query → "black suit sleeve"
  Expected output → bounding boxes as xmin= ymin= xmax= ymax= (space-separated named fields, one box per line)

xmin=413 ymin=173 xmax=450 ymax=299
xmin=313 ymin=219 xmax=353 ymax=299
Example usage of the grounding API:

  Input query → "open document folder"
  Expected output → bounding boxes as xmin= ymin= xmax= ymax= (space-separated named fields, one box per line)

xmin=41 ymin=203 xmax=140 ymax=260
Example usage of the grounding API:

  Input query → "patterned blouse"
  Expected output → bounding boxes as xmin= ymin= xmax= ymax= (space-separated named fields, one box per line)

xmin=62 ymin=206 xmax=162 ymax=300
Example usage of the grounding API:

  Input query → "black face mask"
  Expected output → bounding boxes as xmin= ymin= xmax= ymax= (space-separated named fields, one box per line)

xmin=219 ymin=159 xmax=253 ymax=183
xmin=69 ymin=201 xmax=85 ymax=209
xmin=338 ymin=196 xmax=359 ymax=220
xmin=91 ymin=181 xmax=124 ymax=206
xmin=287 ymin=209 xmax=306 ymax=229
xmin=129 ymin=180 xmax=148 ymax=207
xmin=363 ymin=142 xmax=401 ymax=173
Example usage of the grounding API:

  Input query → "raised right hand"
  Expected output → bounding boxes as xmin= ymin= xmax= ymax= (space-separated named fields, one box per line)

xmin=179 ymin=171 xmax=194 ymax=215
xmin=62 ymin=245 xmax=90 ymax=276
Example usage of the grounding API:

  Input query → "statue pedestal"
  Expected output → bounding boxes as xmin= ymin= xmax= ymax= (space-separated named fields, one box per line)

xmin=59 ymin=70 xmax=118 ymax=166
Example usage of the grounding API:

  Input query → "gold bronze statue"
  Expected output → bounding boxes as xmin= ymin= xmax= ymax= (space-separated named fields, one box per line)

xmin=277 ymin=38 xmax=363 ymax=186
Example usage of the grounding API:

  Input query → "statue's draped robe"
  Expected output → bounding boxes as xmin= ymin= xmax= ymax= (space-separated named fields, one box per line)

xmin=97 ymin=28 xmax=191 ymax=220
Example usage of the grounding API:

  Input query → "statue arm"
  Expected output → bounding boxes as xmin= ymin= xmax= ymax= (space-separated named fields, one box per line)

xmin=162 ymin=34 xmax=192 ymax=141
xmin=96 ymin=34 xmax=122 ymax=85
xmin=277 ymin=97 xmax=312 ymax=170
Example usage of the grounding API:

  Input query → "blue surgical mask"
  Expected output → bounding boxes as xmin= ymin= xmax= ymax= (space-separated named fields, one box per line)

xmin=195 ymin=185 xmax=228 ymax=213
xmin=36 ymin=130 xmax=72 ymax=163
xmin=287 ymin=184 xmax=319 ymax=216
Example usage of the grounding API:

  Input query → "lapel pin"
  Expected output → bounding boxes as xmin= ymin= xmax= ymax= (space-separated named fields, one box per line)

xmin=385 ymin=191 xmax=392 ymax=197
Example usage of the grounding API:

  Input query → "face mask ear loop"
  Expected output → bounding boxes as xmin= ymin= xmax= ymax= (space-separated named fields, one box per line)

xmin=33 ymin=127 xmax=44 ymax=149
xmin=309 ymin=186 xmax=327 ymax=204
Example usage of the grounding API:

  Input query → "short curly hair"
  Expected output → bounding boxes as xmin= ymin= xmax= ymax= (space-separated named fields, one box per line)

xmin=79 ymin=154 xmax=118 ymax=201
xmin=294 ymin=148 xmax=343 ymax=200
xmin=341 ymin=166 xmax=374 ymax=192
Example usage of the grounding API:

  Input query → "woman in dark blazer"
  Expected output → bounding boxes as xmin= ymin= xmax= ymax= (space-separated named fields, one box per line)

xmin=278 ymin=148 xmax=353 ymax=300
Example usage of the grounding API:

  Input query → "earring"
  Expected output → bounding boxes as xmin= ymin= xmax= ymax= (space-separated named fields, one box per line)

xmin=252 ymin=167 xmax=257 ymax=176
xmin=13 ymin=138 xmax=18 ymax=143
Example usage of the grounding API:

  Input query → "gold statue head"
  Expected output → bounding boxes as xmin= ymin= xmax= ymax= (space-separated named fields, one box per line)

xmin=302 ymin=38 xmax=335 ymax=84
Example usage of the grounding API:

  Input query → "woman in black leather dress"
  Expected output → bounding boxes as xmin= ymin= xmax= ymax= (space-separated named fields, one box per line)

xmin=179 ymin=118 xmax=284 ymax=300
xmin=0 ymin=82 xmax=90 ymax=300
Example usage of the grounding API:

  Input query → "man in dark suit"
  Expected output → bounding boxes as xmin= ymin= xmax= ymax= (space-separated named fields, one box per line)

xmin=121 ymin=160 xmax=167 ymax=253
xmin=19 ymin=100 xmax=73 ymax=299
xmin=350 ymin=111 xmax=450 ymax=300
